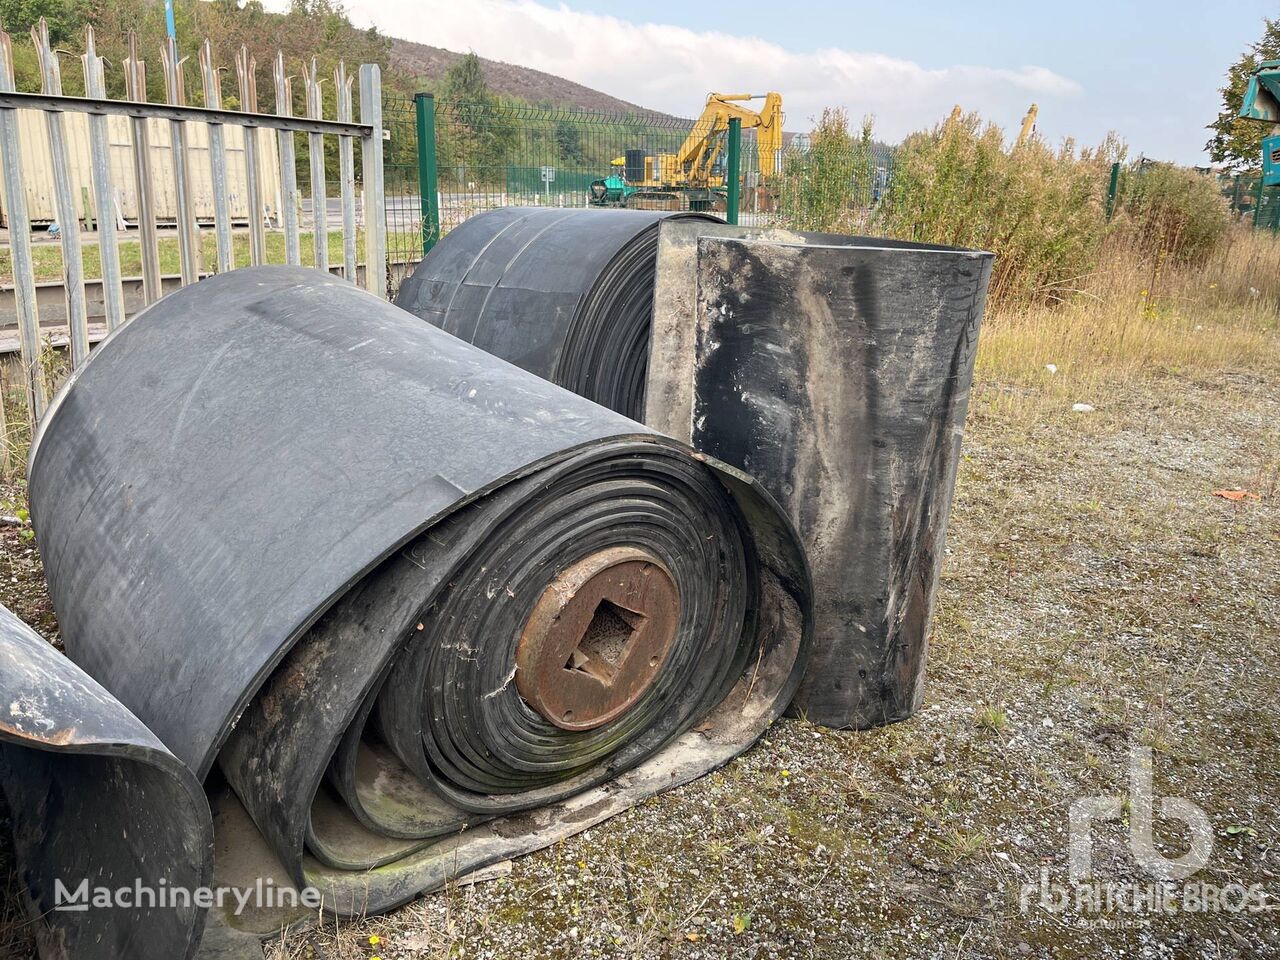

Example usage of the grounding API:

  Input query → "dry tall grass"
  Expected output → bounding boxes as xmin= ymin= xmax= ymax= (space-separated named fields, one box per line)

xmin=845 ymin=108 xmax=1279 ymax=409
xmin=975 ymin=226 xmax=1280 ymax=411
xmin=1109 ymin=162 xmax=1232 ymax=265
xmin=871 ymin=110 xmax=1238 ymax=314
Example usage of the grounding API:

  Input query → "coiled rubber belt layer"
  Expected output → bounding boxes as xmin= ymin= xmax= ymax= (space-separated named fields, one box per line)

xmin=393 ymin=206 xmax=719 ymax=420
xmin=398 ymin=213 xmax=994 ymax=732
xmin=14 ymin=266 xmax=811 ymax=960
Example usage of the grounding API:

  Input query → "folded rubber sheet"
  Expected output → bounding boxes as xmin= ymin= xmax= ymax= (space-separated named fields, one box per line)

xmin=396 ymin=210 xmax=993 ymax=730
xmin=3 ymin=266 xmax=811 ymax=958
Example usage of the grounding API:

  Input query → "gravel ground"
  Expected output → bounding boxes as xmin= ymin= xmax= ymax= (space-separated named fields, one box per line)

xmin=2 ymin=369 xmax=1277 ymax=960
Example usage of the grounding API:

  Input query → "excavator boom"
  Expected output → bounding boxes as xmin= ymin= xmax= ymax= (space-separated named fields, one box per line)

xmin=674 ymin=92 xmax=784 ymax=183
xmin=588 ymin=90 xmax=784 ymax=210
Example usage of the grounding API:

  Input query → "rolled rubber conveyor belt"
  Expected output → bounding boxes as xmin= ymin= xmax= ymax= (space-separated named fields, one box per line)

xmin=6 ymin=266 xmax=812 ymax=960
xmin=396 ymin=210 xmax=994 ymax=732
xmin=393 ymin=206 xmax=719 ymax=420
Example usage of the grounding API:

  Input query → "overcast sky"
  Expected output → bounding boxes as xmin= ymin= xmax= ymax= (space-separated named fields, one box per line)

xmin=285 ymin=0 xmax=1276 ymax=164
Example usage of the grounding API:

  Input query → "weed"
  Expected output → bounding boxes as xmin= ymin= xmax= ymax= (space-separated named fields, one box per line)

xmin=974 ymin=705 xmax=1008 ymax=733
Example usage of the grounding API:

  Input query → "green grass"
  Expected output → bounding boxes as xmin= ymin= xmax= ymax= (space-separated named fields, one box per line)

xmin=0 ymin=230 xmax=423 ymax=284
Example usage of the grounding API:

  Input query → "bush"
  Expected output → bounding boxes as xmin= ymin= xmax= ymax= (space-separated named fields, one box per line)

xmin=775 ymin=109 xmax=885 ymax=233
xmin=1111 ymin=162 xmax=1231 ymax=264
xmin=873 ymin=112 xmax=1116 ymax=305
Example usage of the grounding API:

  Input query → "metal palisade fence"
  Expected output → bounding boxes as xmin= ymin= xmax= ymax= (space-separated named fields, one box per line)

xmin=0 ymin=18 xmax=385 ymax=434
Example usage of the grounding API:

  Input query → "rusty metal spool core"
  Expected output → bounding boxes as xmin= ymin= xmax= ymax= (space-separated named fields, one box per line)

xmin=516 ymin=547 xmax=680 ymax=731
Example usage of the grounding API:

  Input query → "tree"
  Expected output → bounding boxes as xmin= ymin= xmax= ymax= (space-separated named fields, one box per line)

xmin=441 ymin=52 xmax=488 ymax=102
xmin=554 ymin=119 xmax=584 ymax=166
xmin=0 ymin=0 xmax=86 ymax=44
xmin=1206 ymin=18 xmax=1280 ymax=170
xmin=437 ymin=52 xmax=516 ymax=185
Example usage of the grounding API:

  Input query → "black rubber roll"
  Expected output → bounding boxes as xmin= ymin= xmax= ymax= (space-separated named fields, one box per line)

xmin=394 ymin=206 xmax=719 ymax=419
xmin=400 ymin=214 xmax=993 ymax=733
xmin=18 ymin=266 xmax=810 ymax=959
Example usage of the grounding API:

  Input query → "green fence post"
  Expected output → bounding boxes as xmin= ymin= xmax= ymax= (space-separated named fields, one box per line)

xmin=1105 ymin=162 xmax=1120 ymax=221
xmin=1254 ymin=176 xmax=1264 ymax=229
xmin=414 ymin=92 xmax=441 ymax=255
xmin=726 ymin=117 xmax=741 ymax=225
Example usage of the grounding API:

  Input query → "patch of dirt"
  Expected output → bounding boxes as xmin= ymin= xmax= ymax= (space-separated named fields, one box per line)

xmin=0 ymin=482 xmax=56 ymax=644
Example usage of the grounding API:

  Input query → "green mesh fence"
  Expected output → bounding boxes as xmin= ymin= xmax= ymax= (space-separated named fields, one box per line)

xmin=1218 ymin=172 xmax=1280 ymax=231
xmin=390 ymin=96 xmax=1280 ymax=280
xmin=429 ymin=101 xmax=718 ymax=231
xmin=382 ymin=93 xmax=424 ymax=296
xmin=742 ymin=134 xmax=895 ymax=232
xmin=399 ymin=98 xmax=897 ymax=243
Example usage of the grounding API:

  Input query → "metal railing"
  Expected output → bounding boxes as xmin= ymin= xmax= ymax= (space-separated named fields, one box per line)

xmin=0 ymin=19 xmax=385 ymax=428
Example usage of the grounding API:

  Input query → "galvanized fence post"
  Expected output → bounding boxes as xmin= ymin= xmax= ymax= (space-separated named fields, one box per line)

xmin=0 ymin=31 xmax=45 ymax=419
xmin=82 ymin=27 xmax=126 ymax=333
xmin=162 ymin=37 xmax=201 ymax=286
xmin=359 ymin=64 xmax=386 ymax=296
xmin=273 ymin=52 xmax=302 ymax=266
xmin=414 ymin=93 xmax=441 ymax=255
xmin=124 ymin=32 xmax=162 ymax=306
xmin=335 ymin=62 xmax=358 ymax=282
xmin=303 ymin=58 xmax=328 ymax=272
xmin=726 ymin=116 xmax=741 ymax=225
xmin=235 ymin=46 xmax=267 ymax=267
xmin=33 ymin=20 xmax=90 ymax=368
xmin=199 ymin=40 xmax=233 ymax=274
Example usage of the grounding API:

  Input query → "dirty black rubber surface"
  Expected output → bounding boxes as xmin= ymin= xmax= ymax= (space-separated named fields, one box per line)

xmin=681 ymin=233 xmax=993 ymax=729
xmin=12 ymin=266 xmax=810 ymax=959
xmin=394 ymin=206 xmax=718 ymax=419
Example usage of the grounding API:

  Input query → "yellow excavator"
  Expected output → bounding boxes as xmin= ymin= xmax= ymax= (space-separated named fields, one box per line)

xmin=589 ymin=92 xmax=784 ymax=211
xmin=946 ymin=103 xmax=1039 ymax=148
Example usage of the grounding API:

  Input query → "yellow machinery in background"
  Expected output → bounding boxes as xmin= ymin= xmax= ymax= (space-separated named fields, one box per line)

xmin=589 ymin=92 xmax=784 ymax=210
xmin=945 ymin=102 xmax=1039 ymax=148
xmin=1015 ymin=104 xmax=1039 ymax=148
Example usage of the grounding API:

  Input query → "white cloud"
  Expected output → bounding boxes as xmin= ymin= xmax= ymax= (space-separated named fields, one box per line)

xmin=293 ymin=0 xmax=1083 ymax=141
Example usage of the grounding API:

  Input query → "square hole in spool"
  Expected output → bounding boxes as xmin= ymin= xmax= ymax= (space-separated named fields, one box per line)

xmin=564 ymin=599 xmax=644 ymax=685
